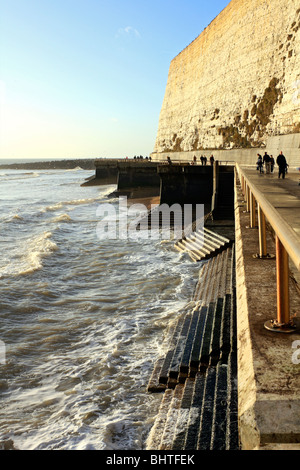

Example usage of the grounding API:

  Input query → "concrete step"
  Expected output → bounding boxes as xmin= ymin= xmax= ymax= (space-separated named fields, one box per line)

xmin=159 ymin=384 xmax=185 ymax=450
xmin=171 ymin=378 xmax=197 ymax=450
xmin=146 ymin=244 xmax=239 ymax=450
xmin=147 ymin=248 xmax=234 ymax=392
xmin=145 ymin=388 xmax=175 ymax=450
xmin=226 ymin=351 xmax=239 ymax=450
xmin=147 ymin=359 xmax=239 ymax=450
xmin=193 ymin=246 xmax=232 ymax=305
xmin=175 ymin=226 xmax=232 ymax=262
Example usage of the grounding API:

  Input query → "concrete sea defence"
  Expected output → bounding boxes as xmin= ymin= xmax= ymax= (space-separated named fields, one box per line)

xmin=151 ymin=134 xmax=300 ymax=168
xmin=143 ymin=166 xmax=300 ymax=450
xmin=146 ymin=245 xmax=239 ymax=450
xmin=83 ymin=157 xmax=300 ymax=448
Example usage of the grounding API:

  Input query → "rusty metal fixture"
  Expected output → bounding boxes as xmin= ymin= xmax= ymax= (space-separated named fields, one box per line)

xmin=252 ymin=205 xmax=275 ymax=258
xmin=264 ymin=319 xmax=296 ymax=334
xmin=264 ymin=236 xmax=296 ymax=333
xmin=258 ymin=204 xmax=267 ymax=256
xmin=246 ymin=191 xmax=258 ymax=228
xmin=246 ymin=185 xmax=250 ymax=213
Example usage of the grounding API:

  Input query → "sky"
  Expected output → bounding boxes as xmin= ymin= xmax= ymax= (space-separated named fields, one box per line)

xmin=0 ymin=0 xmax=230 ymax=161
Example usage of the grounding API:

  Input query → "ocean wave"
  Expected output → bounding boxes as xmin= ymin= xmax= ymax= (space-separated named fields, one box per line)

xmin=51 ymin=213 xmax=72 ymax=223
xmin=42 ymin=195 xmax=109 ymax=213
xmin=1 ymin=213 xmax=25 ymax=224
xmin=66 ymin=166 xmax=84 ymax=171
xmin=0 ymin=172 xmax=40 ymax=181
xmin=42 ymin=203 xmax=64 ymax=212
xmin=0 ymin=231 xmax=58 ymax=278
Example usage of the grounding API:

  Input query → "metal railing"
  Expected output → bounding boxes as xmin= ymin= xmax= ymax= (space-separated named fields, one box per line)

xmin=236 ymin=163 xmax=300 ymax=333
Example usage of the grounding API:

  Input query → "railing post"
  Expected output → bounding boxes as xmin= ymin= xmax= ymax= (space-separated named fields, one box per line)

xmin=264 ymin=236 xmax=295 ymax=333
xmin=246 ymin=185 xmax=250 ymax=212
xmin=241 ymin=175 xmax=245 ymax=197
xmin=258 ymin=205 xmax=267 ymax=257
xmin=249 ymin=192 xmax=257 ymax=228
xmin=253 ymin=205 xmax=275 ymax=259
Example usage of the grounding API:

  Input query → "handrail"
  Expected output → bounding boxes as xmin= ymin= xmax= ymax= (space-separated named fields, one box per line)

xmin=236 ymin=163 xmax=300 ymax=333
xmin=236 ymin=164 xmax=300 ymax=272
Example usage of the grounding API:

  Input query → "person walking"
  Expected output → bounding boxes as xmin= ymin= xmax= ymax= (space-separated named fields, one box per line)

xmin=276 ymin=151 xmax=287 ymax=179
xmin=263 ymin=152 xmax=271 ymax=174
xmin=270 ymin=155 xmax=275 ymax=173
xmin=256 ymin=154 xmax=263 ymax=173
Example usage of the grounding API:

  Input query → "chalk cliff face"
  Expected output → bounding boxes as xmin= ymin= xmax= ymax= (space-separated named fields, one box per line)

xmin=154 ymin=0 xmax=300 ymax=153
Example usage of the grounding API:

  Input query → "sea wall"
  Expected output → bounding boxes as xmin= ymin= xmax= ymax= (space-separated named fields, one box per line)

xmin=117 ymin=161 xmax=160 ymax=190
xmin=151 ymin=134 xmax=300 ymax=168
xmin=153 ymin=0 xmax=300 ymax=155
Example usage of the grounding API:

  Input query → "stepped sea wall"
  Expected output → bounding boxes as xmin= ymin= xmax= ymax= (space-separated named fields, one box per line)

xmin=153 ymin=0 xmax=300 ymax=156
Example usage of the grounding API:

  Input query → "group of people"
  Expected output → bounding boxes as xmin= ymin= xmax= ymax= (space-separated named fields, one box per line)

xmin=192 ymin=155 xmax=215 ymax=166
xmin=256 ymin=151 xmax=288 ymax=179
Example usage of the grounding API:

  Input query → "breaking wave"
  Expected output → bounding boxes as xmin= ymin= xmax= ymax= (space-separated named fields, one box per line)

xmin=0 ymin=231 xmax=58 ymax=277
xmin=0 ymin=172 xmax=40 ymax=181
xmin=51 ymin=213 xmax=72 ymax=223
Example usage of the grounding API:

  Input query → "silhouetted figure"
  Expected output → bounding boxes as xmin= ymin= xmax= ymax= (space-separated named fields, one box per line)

xmin=210 ymin=155 xmax=214 ymax=165
xmin=276 ymin=151 xmax=287 ymax=179
xmin=263 ymin=152 xmax=271 ymax=174
xmin=270 ymin=155 xmax=275 ymax=173
xmin=256 ymin=154 xmax=263 ymax=173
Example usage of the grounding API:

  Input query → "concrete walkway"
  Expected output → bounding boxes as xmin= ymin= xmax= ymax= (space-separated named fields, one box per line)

xmin=241 ymin=168 xmax=300 ymax=235
xmin=235 ymin=171 xmax=300 ymax=450
xmin=241 ymin=168 xmax=300 ymax=285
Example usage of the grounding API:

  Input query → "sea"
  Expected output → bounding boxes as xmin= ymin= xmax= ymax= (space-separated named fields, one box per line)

xmin=0 ymin=164 xmax=200 ymax=450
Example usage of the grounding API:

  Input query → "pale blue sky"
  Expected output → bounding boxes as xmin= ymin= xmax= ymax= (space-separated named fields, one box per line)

xmin=0 ymin=0 xmax=230 ymax=160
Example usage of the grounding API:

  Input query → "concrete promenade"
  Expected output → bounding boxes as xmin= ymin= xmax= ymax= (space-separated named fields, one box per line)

xmin=240 ymin=167 xmax=300 ymax=283
xmin=235 ymin=168 xmax=300 ymax=449
xmin=240 ymin=167 xmax=300 ymax=234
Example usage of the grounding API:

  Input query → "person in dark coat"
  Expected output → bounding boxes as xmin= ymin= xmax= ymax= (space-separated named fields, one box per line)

xmin=263 ymin=152 xmax=271 ymax=174
xmin=256 ymin=154 xmax=263 ymax=173
xmin=276 ymin=151 xmax=287 ymax=179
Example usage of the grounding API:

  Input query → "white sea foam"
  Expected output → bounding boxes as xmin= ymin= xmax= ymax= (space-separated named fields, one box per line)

xmin=12 ymin=214 xmax=24 ymax=221
xmin=0 ymin=172 xmax=39 ymax=181
xmin=51 ymin=213 xmax=72 ymax=223
xmin=0 ymin=231 xmax=58 ymax=277
xmin=1 ymin=213 xmax=24 ymax=223
xmin=66 ymin=166 xmax=84 ymax=171
xmin=43 ymin=196 xmax=103 ymax=213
